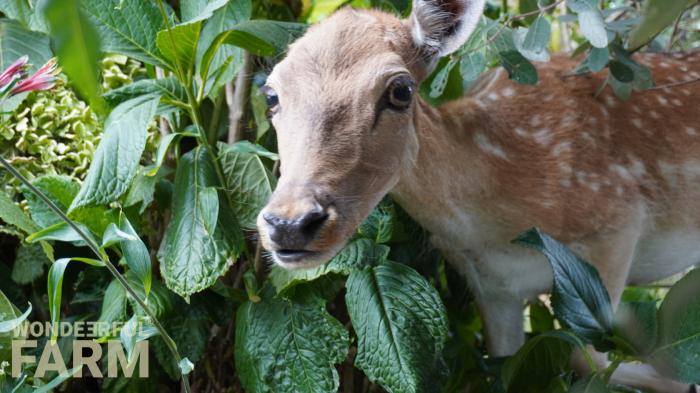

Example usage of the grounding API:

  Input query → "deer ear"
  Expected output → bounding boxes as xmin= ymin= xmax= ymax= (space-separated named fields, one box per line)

xmin=409 ymin=0 xmax=485 ymax=60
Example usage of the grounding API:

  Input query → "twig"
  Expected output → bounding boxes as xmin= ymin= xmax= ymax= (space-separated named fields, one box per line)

xmin=155 ymin=67 xmax=171 ymax=137
xmin=668 ymin=12 xmax=685 ymax=52
xmin=645 ymin=77 xmax=700 ymax=91
xmin=227 ymin=52 xmax=253 ymax=144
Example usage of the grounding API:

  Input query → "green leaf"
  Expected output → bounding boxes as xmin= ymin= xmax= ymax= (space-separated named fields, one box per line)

xmin=180 ymin=0 xmax=228 ymax=22
xmin=346 ymin=261 xmax=449 ymax=393
xmin=270 ymin=239 xmax=389 ymax=294
xmin=125 ymin=166 xmax=172 ymax=213
xmin=196 ymin=0 xmax=250 ymax=95
xmin=47 ymin=257 xmax=104 ymax=342
xmin=119 ymin=213 xmax=152 ymax=296
xmin=103 ymin=77 xmax=187 ymax=107
xmin=613 ymin=301 xmax=658 ymax=356
xmin=459 ymin=51 xmax=487 ymax=85
xmin=568 ymin=0 xmax=608 ymax=48
xmin=27 ymin=221 xmax=98 ymax=247
xmin=218 ymin=141 xmax=277 ymax=229
xmin=522 ymin=16 xmax=551 ymax=54
xmin=609 ymin=60 xmax=634 ymax=83
xmin=359 ymin=204 xmax=394 ymax=244
xmin=158 ymin=147 xmax=241 ymax=299
xmin=235 ymin=294 xmax=349 ymax=393
xmin=22 ymin=175 xmax=79 ymax=228
xmin=153 ymin=302 xmax=209 ymax=380
xmin=11 ymin=243 xmax=48 ymax=284
xmin=156 ymin=21 xmax=201 ymax=83
xmin=125 ymin=272 xmax=175 ymax=319
xmin=628 ymin=0 xmax=693 ymax=51
xmin=98 ymin=279 xmax=127 ymax=327
xmin=71 ymin=94 xmax=161 ymax=209
xmin=0 ymin=290 xmax=29 ymax=362
xmin=499 ymin=50 xmax=538 ymax=85
xmin=586 ymin=47 xmax=609 ymax=73
xmin=502 ymin=331 xmax=580 ymax=393
xmin=651 ymin=268 xmax=700 ymax=383
xmin=120 ymin=314 xmax=158 ymax=363
xmin=430 ymin=58 xmax=458 ymax=98
xmin=0 ymin=191 xmax=39 ymax=235
xmin=211 ymin=20 xmax=307 ymax=57
xmin=513 ymin=228 xmax=613 ymax=345
xmin=0 ymin=19 xmax=52 ymax=71
xmin=569 ymin=373 xmax=609 ymax=393
xmin=0 ymin=0 xmax=48 ymax=32
xmin=44 ymin=0 xmax=106 ymax=113
xmin=81 ymin=0 xmax=167 ymax=66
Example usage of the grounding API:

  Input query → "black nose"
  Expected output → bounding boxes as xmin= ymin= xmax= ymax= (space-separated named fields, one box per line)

xmin=263 ymin=208 xmax=328 ymax=249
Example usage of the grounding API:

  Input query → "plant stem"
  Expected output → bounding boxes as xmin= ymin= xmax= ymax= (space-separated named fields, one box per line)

xmin=0 ymin=155 xmax=192 ymax=393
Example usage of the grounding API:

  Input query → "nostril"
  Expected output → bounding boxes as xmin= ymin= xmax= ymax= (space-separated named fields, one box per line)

xmin=298 ymin=210 xmax=328 ymax=235
xmin=263 ymin=212 xmax=281 ymax=226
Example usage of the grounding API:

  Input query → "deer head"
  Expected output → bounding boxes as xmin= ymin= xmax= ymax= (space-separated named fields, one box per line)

xmin=257 ymin=0 xmax=486 ymax=269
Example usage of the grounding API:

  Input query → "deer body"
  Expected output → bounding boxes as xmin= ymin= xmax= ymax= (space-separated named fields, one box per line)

xmin=257 ymin=1 xmax=700 ymax=390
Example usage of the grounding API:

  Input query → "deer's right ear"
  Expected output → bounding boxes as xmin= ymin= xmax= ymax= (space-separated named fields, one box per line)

xmin=408 ymin=0 xmax=486 ymax=62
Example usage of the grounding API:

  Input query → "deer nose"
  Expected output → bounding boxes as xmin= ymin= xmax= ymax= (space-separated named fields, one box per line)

xmin=262 ymin=208 xmax=328 ymax=250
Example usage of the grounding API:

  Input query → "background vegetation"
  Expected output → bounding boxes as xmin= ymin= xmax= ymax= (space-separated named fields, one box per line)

xmin=1 ymin=0 xmax=699 ymax=392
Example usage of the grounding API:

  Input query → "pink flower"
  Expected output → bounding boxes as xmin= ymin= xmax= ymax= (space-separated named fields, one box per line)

xmin=11 ymin=58 xmax=59 ymax=95
xmin=0 ymin=56 xmax=28 ymax=89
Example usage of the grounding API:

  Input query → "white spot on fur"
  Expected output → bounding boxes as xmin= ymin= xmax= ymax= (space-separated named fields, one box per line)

xmin=681 ymin=89 xmax=691 ymax=96
xmin=610 ymin=164 xmax=634 ymax=181
xmin=514 ymin=127 xmax=528 ymax=137
xmin=529 ymin=115 xmax=542 ymax=127
xmin=487 ymin=92 xmax=499 ymax=101
xmin=671 ymin=98 xmax=683 ymax=107
xmin=660 ymin=62 xmax=670 ymax=68
xmin=632 ymin=106 xmax=642 ymax=114
xmin=533 ymin=129 xmax=552 ymax=146
xmin=605 ymin=95 xmax=616 ymax=107
xmin=657 ymin=96 xmax=669 ymax=106
xmin=474 ymin=132 xmax=508 ymax=160
xmin=552 ymin=141 xmax=571 ymax=157
xmin=686 ymin=127 xmax=698 ymax=136
xmin=632 ymin=118 xmax=644 ymax=129
xmin=501 ymin=87 xmax=515 ymax=97
xmin=649 ymin=111 xmax=660 ymax=120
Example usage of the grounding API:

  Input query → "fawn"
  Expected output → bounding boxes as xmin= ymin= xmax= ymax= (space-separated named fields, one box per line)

xmin=256 ymin=0 xmax=700 ymax=391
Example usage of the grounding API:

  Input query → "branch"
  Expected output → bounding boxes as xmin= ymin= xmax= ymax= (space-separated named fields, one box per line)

xmin=226 ymin=52 xmax=253 ymax=144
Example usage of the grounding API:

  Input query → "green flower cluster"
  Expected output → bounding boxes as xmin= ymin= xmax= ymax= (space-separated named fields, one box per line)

xmin=0 ymin=76 xmax=101 ymax=197
xmin=0 ymin=54 xmax=151 ymax=200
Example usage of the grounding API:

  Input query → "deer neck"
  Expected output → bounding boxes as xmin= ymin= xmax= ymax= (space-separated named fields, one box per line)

xmin=390 ymin=97 xmax=494 ymax=234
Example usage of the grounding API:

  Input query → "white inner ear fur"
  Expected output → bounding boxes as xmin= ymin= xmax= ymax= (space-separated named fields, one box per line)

xmin=410 ymin=0 xmax=486 ymax=57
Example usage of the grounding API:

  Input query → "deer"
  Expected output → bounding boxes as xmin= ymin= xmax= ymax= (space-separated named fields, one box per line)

xmin=255 ymin=0 xmax=700 ymax=391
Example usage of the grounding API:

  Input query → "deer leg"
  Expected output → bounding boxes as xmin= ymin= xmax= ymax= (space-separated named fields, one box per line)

xmin=477 ymin=294 xmax=525 ymax=357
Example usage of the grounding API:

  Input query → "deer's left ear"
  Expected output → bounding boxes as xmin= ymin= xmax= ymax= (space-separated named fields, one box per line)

xmin=408 ymin=0 xmax=486 ymax=60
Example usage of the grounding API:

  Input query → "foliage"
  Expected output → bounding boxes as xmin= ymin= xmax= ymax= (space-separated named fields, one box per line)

xmin=0 ymin=0 xmax=699 ymax=392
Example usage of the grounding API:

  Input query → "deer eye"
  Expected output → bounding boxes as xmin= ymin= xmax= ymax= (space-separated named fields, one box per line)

xmin=261 ymin=86 xmax=279 ymax=111
xmin=386 ymin=76 xmax=414 ymax=110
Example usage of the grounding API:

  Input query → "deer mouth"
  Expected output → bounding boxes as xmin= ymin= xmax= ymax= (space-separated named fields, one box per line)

xmin=273 ymin=249 xmax=320 ymax=264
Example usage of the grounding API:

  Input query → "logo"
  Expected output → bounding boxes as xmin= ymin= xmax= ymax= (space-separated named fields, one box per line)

xmin=7 ymin=321 xmax=149 ymax=378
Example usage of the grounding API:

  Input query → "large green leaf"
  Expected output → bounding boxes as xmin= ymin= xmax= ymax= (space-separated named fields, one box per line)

xmin=270 ymin=238 xmax=390 ymax=294
xmin=205 ymin=20 xmax=307 ymax=61
xmin=11 ymin=243 xmax=48 ymax=284
xmin=0 ymin=191 xmax=39 ymax=235
xmin=0 ymin=19 xmax=52 ymax=71
xmin=652 ymin=268 xmax=700 ymax=383
xmin=0 ymin=0 xmax=48 ymax=32
xmin=103 ymin=76 xmax=187 ymax=107
xmin=567 ymin=0 xmax=608 ymax=48
xmin=196 ymin=0 xmax=251 ymax=96
xmin=522 ymin=16 xmax=551 ymax=54
xmin=44 ymin=0 xmax=105 ymax=112
xmin=81 ymin=0 xmax=167 ymax=66
xmin=71 ymin=94 xmax=161 ymax=209
xmin=235 ymin=294 xmax=349 ymax=393
xmin=156 ymin=21 xmax=201 ymax=83
xmin=158 ymin=147 xmax=241 ymax=299
xmin=119 ymin=213 xmax=152 ymax=296
xmin=97 ymin=279 xmax=127 ymax=327
xmin=218 ymin=141 xmax=277 ymax=229
xmin=499 ymin=50 xmax=538 ymax=85
xmin=501 ymin=331 xmax=581 ymax=393
xmin=628 ymin=0 xmax=693 ymax=51
xmin=513 ymin=228 xmax=613 ymax=346
xmin=22 ymin=175 xmax=79 ymax=228
xmin=346 ymin=261 xmax=449 ymax=393
xmin=0 ymin=290 xmax=29 ymax=362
